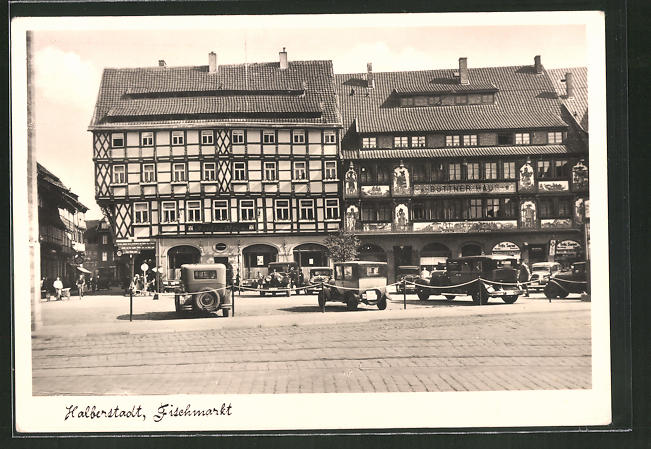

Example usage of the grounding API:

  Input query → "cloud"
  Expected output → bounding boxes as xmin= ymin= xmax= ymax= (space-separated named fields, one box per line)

xmin=33 ymin=46 xmax=102 ymax=112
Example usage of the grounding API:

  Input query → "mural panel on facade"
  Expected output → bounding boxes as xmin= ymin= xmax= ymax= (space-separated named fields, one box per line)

xmin=538 ymin=180 xmax=569 ymax=192
xmin=520 ymin=200 xmax=536 ymax=228
xmin=540 ymin=218 xmax=572 ymax=229
xmin=414 ymin=182 xmax=516 ymax=196
xmin=518 ymin=162 xmax=535 ymax=192
xmin=344 ymin=205 xmax=359 ymax=231
xmin=360 ymin=185 xmax=390 ymax=197
xmin=392 ymin=165 xmax=411 ymax=196
xmin=574 ymin=198 xmax=585 ymax=225
xmin=362 ymin=222 xmax=392 ymax=232
xmin=344 ymin=165 xmax=358 ymax=197
xmin=394 ymin=203 xmax=409 ymax=231
xmin=413 ymin=220 xmax=517 ymax=233
xmin=572 ymin=160 xmax=589 ymax=191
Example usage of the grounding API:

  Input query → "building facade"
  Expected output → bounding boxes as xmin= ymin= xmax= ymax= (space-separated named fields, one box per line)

xmin=84 ymin=217 xmax=121 ymax=283
xmin=38 ymin=163 xmax=88 ymax=285
xmin=90 ymin=50 xmax=343 ymax=281
xmin=336 ymin=57 xmax=589 ymax=281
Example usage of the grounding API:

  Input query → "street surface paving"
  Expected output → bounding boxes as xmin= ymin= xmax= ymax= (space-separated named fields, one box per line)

xmin=32 ymin=290 xmax=591 ymax=395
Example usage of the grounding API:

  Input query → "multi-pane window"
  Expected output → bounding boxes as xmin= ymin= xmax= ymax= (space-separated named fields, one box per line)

xmin=431 ymin=162 xmax=446 ymax=182
xmin=548 ymin=131 xmax=564 ymax=144
xmin=539 ymin=197 xmax=574 ymax=218
xmin=161 ymin=202 xmax=177 ymax=223
xmin=400 ymin=97 xmax=415 ymax=107
xmin=232 ymin=130 xmax=245 ymax=144
xmin=133 ymin=202 xmax=149 ymax=224
xmin=414 ymin=96 xmax=428 ymax=106
xmin=463 ymin=134 xmax=478 ymax=146
xmin=497 ymin=133 xmax=514 ymax=145
xmin=558 ymin=198 xmax=572 ymax=217
xmin=515 ymin=132 xmax=531 ymax=145
xmin=212 ymin=200 xmax=229 ymax=222
xmin=141 ymin=132 xmax=154 ymax=146
xmin=201 ymin=130 xmax=214 ymax=145
xmin=112 ymin=165 xmax=126 ymax=184
xmin=299 ymin=199 xmax=314 ymax=221
xmin=502 ymin=161 xmax=516 ymax=179
xmin=469 ymin=199 xmax=483 ymax=218
xmin=484 ymin=162 xmax=498 ymax=180
xmin=239 ymin=200 xmax=255 ymax=221
xmin=466 ymin=162 xmax=480 ymax=180
xmin=324 ymin=161 xmax=337 ymax=180
xmin=173 ymin=163 xmax=186 ymax=182
xmin=111 ymin=133 xmax=124 ymax=147
xmin=445 ymin=135 xmax=460 ymax=147
xmin=360 ymin=164 xmax=391 ymax=184
xmin=203 ymin=162 xmax=216 ymax=181
xmin=412 ymin=136 xmax=426 ymax=148
xmin=325 ymin=199 xmax=340 ymax=220
xmin=293 ymin=130 xmax=306 ymax=144
xmin=455 ymin=95 xmax=468 ymax=104
xmin=263 ymin=130 xmax=276 ymax=144
xmin=481 ymin=93 xmax=494 ymax=104
xmin=264 ymin=161 xmax=277 ymax=181
xmin=538 ymin=198 xmax=554 ymax=218
xmin=101 ymin=235 xmax=108 ymax=245
xmin=412 ymin=201 xmax=426 ymax=220
xmin=293 ymin=161 xmax=307 ymax=180
xmin=537 ymin=160 xmax=553 ymax=178
xmin=428 ymin=96 xmax=442 ymax=106
xmin=186 ymin=201 xmax=202 ymax=222
xmin=360 ymin=203 xmax=392 ymax=222
xmin=448 ymin=163 xmax=462 ymax=181
xmin=502 ymin=198 xmax=517 ymax=217
xmin=412 ymin=164 xmax=427 ymax=183
xmin=142 ymin=163 xmax=156 ymax=183
xmin=101 ymin=251 xmax=108 ymax=262
xmin=171 ymin=131 xmax=185 ymax=145
xmin=485 ymin=198 xmax=501 ymax=218
xmin=554 ymin=160 xmax=570 ymax=178
xmin=324 ymin=130 xmax=336 ymax=144
xmin=233 ymin=162 xmax=247 ymax=181
xmin=274 ymin=199 xmax=290 ymax=221
xmin=362 ymin=137 xmax=376 ymax=148
xmin=394 ymin=136 xmax=409 ymax=148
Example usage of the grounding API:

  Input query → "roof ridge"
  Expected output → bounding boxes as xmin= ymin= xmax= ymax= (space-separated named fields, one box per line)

xmin=103 ymin=59 xmax=333 ymax=72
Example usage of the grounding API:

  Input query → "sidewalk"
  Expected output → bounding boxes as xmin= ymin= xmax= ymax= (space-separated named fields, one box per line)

xmin=32 ymin=292 xmax=590 ymax=338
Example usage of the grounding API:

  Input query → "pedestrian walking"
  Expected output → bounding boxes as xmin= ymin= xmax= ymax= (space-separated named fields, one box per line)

xmin=53 ymin=277 xmax=63 ymax=300
xmin=518 ymin=261 xmax=531 ymax=298
xmin=420 ymin=266 xmax=431 ymax=280
xmin=76 ymin=274 xmax=86 ymax=299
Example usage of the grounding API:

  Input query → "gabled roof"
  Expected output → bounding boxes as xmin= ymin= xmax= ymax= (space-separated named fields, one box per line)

xmin=335 ymin=64 xmax=567 ymax=136
xmin=37 ymin=163 xmax=88 ymax=212
xmin=90 ymin=60 xmax=341 ymax=129
xmin=547 ymin=67 xmax=588 ymax=132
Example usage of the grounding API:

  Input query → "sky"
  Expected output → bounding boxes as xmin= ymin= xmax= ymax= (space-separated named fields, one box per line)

xmin=26 ymin=13 xmax=590 ymax=220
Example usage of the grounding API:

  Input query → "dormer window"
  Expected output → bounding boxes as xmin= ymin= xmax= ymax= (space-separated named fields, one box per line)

xmin=462 ymin=135 xmax=478 ymax=146
xmin=393 ymin=136 xmax=409 ymax=148
xmin=362 ymin=137 xmax=376 ymax=148
xmin=455 ymin=95 xmax=468 ymax=105
xmin=400 ymin=97 xmax=415 ymax=107
xmin=412 ymin=136 xmax=426 ymax=148
xmin=515 ymin=132 xmax=531 ymax=145
xmin=445 ymin=135 xmax=461 ymax=147
xmin=481 ymin=93 xmax=495 ymax=104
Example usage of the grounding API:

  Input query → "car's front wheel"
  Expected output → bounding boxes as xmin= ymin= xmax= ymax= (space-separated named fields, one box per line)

xmin=471 ymin=288 xmax=489 ymax=305
xmin=502 ymin=295 xmax=518 ymax=304
xmin=377 ymin=295 xmax=387 ymax=310
xmin=346 ymin=294 xmax=358 ymax=311
xmin=417 ymin=290 xmax=430 ymax=301
xmin=544 ymin=284 xmax=559 ymax=299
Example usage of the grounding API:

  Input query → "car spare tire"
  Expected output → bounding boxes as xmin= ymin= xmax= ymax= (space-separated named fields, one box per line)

xmin=195 ymin=291 xmax=219 ymax=312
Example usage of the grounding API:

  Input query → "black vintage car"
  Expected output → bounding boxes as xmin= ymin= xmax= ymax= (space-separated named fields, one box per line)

xmin=544 ymin=261 xmax=590 ymax=299
xmin=259 ymin=262 xmax=300 ymax=296
xmin=395 ymin=265 xmax=421 ymax=294
xmin=415 ymin=255 xmax=524 ymax=305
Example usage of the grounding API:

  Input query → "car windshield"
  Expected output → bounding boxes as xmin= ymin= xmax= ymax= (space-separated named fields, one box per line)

xmin=496 ymin=259 xmax=516 ymax=268
xmin=269 ymin=264 xmax=293 ymax=273
xmin=361 ymin=265 xmax=386 ymax=278
xmin=532 ymin=265 xmax=551 ymax=272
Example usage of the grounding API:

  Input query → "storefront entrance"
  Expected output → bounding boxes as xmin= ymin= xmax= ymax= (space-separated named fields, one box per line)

xmin=528 ymin=244 xmax=547 ymax=264
xmin=242 ymin=244 xmax=278 ymax=279
xmin=167 ymin=245 xmax=201 ymax=280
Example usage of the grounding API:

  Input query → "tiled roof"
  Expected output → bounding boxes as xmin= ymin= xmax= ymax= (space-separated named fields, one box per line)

xmin=37 ymin=163 xmax=88 ymax=212
xmin=342 ymin=144 xmax=573 ymax=160
xmin=547 ymin=67 xmax=588 ymax=132
xmin=335 ymin=65 xmax=567 ymax=135
xmin=90 ymin=60 xmax=341 ymax=128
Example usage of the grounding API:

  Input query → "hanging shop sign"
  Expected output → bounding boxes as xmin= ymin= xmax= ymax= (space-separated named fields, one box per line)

xmin=540 ymin=218 xmax=573 ymax=229
xmin=116 ymin=240 xmax=156 ymax=254
xmin=538 ymin=180 xmax=569 ymax=192
xmin=413 ymin=182 xmax=516 ymax=196
xmin=413 ymin=220 xmax=517 ymax=233
xmin=360 ymin=185 xmax=390 ymax=197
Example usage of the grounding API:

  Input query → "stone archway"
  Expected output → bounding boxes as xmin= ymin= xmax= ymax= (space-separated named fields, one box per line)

xmin=461 ymin=242 xmax=483 ymax=257
xmin=420 ymin=242 xmax=452 ymax=269
xmin=242 ymin=244 xmax=278 ymax=279
xmin=293 ymin=243 xmax=329 ymax=268
xmin=358 ymin=243 xmax=387 ymax=262
xmin=167 ymin=245 xmax=201 ymax=279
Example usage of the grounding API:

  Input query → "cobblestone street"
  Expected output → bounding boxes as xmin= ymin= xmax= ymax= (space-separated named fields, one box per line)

xmin=32 ymin=306 xmax=591 ymax=395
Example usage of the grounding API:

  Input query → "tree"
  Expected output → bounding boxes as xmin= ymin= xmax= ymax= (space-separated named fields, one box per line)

xmin=324 ymin=230 xmax=360 ymax=262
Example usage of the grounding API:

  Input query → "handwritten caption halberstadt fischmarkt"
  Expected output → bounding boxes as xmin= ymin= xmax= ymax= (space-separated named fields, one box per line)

xmin=64 ymin=403 xmax=233 ymax=423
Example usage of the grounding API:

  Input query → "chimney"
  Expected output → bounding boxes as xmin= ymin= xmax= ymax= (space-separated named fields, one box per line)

xmin=564 ymin=72 xmax=574 ymax=98
xmin=534 ymin=55 xmax=542 ymax=74
xmin=366 ymin=62 xmax=375 ymax=89
xmin=208 ymin=51 xmax=217 ymax=73
xmin=279 ymin=47 xmax=288 ymax=70
xmin=458 ymin=57 xmax=469 ymax=85
xmin=158 ymin=60 xmax=166 ymax=67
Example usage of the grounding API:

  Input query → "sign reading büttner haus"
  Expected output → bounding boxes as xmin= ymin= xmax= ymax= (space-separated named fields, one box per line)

xmin=89 ymin=49 xmax=588 ymax=282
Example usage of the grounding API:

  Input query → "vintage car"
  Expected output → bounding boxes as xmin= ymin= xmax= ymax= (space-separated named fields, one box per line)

xmin=305 ymin=267 xmax=333 ymax=295
xmin=174 ymin=264 xmax=232 ymax=316
xmin=395 ymin=265 xmax=421 ymax=294
xmin=259 ymin=261 xmax=302 ymax=296
xmin=238 ymin=277 xmax=259 ymax=292
xmin=529 ymin=262 xmax=562 ymax=292
xmin=544 ymin=261 xmax=590 ymax=299
xmin=318 ymin=261 xmax=388 ymax=311
xmin=415 ymin=255 xmax=524 ymax=305
xmin=162 ymin=279 xmax=181 ymax=293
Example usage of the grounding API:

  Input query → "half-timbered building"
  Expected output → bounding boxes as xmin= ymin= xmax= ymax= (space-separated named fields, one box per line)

xmin=336 ymin=57 xmax=589 ymax=281
xmin=90 ymin=50 xmax=342 ymax=281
